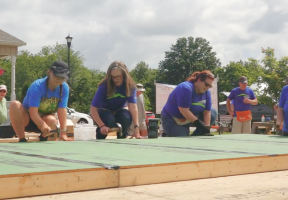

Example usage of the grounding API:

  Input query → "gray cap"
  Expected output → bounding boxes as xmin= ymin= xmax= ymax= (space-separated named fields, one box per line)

xmin=50 ymin=61 xmax=70 ymax=80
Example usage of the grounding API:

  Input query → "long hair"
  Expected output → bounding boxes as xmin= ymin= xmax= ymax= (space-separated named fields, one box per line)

xmin=186 ymin=70 xmax=215 ymax=83
xmin=46 ymin=70 xmax=63 ymax=102
xmin=99 ymin=61 xmax=136 ymax=97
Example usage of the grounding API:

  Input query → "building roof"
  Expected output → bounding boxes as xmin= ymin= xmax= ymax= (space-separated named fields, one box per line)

xmin=0 ymin=29 xmax=26 ymax=46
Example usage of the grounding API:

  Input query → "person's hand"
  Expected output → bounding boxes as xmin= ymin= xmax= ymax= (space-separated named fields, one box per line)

xmin=228 ymin=110 xmax=234 ymax=117
xmin=129 ymin=128 xmax=145 ymax=139
xmin=100 ymin=126 xmax=110 ymax=135
xmin=243 ymin=98 xmax=251 ymax=104
xmin=57 ymin=132 xmax=74 ymax=141
xmin=192 ymin=119 xmax=213 ymax=136
xmin=40 ymin=123 xmax=52 ymax=137
xmin=276 ymin=124 xmax=281 ymax=131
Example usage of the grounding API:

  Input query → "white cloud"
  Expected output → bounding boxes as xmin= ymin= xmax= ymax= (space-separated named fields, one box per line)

xmin=1 ymin=0 xmax=288 ymax=71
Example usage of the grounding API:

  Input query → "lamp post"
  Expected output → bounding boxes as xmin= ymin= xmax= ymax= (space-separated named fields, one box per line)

xmin=65 ymin=35 xmax=73 ymax=69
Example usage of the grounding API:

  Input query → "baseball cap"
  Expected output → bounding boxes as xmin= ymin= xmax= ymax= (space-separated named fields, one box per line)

xmin=239 ymin=76 xmax=248 ymax=84
xmin=50 ymin=61 xmax=70 ymax=80
xmin=136 ymin=83 xmax=146 ymax=92
xmin=0 ymin=85 xmax=7 ymax=91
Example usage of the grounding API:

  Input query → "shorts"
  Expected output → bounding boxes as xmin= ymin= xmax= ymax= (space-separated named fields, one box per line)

xmin=25 ymin=118 xmax=42 ymax=133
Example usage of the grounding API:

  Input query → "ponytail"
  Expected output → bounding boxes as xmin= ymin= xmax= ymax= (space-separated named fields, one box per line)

xmin=186 ymin=70 xmax=215 ymax=83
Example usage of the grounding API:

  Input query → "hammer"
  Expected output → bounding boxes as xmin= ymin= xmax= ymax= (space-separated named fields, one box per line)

xmin=108 ymin=123 xmax=123 ymax=137
xmin=42 ymin=124 xmax=60 ymax=138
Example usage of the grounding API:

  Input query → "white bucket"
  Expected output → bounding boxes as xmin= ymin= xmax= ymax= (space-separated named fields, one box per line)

xmin=74 ymin=125 xmax=96 ymax=141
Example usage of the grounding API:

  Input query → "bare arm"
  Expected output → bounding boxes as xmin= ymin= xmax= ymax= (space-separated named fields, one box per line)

xmin=57 ymin=107 xmax=72 ymax=141
xmin=178 ymin=107 xmax=197 ymax=123
xmin=276 ymin=108 xmax=284 ymax=127
xmin=128 ymin=103 xmax=139 ymax=127
xmin=226 ymin=99 xmax=233 ymax=116
xmin=203 ymin=110 xmax=211 ymax=126
xmin=90 ymin=106 xmax=105 ymax=127
xmin=29 ymin=107 xmax=51 ymax=134
xmin=244 ymin=98 xmax=258 ymax=105
xmin=128 ymin=103 xmax=140 ymax=138
xmin=90 ymin=106 xmax=110 ymax=135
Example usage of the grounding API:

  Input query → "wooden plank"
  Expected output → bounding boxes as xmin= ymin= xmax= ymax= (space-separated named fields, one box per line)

xmin=119 ymin=154 xmax=288 ymax=187
xmin=0 ymin=169 xmax=118 ymax=199
xmin=0 ymin=137 xmax=39 ymax=143
xmin=66 ymin=119 xmax=74 ymax=134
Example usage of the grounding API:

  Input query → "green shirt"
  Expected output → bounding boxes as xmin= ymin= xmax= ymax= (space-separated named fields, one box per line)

xmin=0 ymin=98 xmax=7 ymax=124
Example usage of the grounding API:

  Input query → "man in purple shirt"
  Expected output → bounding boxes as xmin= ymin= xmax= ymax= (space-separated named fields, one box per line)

xmin=226 ymin=76 xmax=258 ymax=133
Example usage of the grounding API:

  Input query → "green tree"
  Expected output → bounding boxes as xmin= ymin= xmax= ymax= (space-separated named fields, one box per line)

xmin=214 ymin=59 xmax=263 ymax=102
xmin=157 ymin=37 xmax=221 ymax=85
xmin=130 ymin=61 xmax=158 ymax=112
xmin=70 ymin=68 xmax=106 ymax=113
xmin=258 ymin=47 xmax=288 ymax=107
xmin=0 ymin=43 xmax=105 ymax=113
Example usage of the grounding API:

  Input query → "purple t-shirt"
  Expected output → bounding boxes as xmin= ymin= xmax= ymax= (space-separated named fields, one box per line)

xmin=91 ymin=82 xmax=136 ymax=112
xmin=279 ymin=85 xmax=288 ymax=132
xmin=228 ymin=87 xmax=256 ymax=117
xmin=162 ymin=81 xmax=211 ymax=119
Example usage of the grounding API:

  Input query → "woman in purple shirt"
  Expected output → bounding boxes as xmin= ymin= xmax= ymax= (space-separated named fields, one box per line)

xmin=90 ymin=61 xmax=142 ymax=139
xmin=161 ymin=70 xmax=217 ymax=137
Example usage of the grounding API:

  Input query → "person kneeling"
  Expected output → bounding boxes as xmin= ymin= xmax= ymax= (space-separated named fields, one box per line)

xmin=9 ymin=61 xmax=73 ymax=142
xmin=161 ymin=70 xmax=217 ymax=137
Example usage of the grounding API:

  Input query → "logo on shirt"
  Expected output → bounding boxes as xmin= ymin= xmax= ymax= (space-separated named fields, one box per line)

xmin=107 ymin=93 xmax=126 ymax=99
xmin=38 ymin=97 xmax=59 ymax=114
xmin=192 ymin=100 xmax=206 ymax=108
xmin=237 ymin=94 xmax=247 ymax=97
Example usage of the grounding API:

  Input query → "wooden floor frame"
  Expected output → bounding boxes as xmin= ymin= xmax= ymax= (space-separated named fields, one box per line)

xmin=1 ymin=154 xmax=288 ymax=199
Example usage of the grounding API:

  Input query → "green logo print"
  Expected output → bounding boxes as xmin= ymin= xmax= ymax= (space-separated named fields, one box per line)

xmin=237 ymin=94 xmax=246 ymax=97
xmin=107 ymin=93 xmax=126 ymax=99
xmin=192 ymin=103 xmax=205 ymax=108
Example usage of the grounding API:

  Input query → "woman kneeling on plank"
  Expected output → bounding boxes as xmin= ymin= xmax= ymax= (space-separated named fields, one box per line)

xmin=161 ymin=70 xmax=217 ymax=137
xmin=90 ymin=61 xmax=144 ymax=139
xmin=9 ymin=61 xmax=72 ymax=142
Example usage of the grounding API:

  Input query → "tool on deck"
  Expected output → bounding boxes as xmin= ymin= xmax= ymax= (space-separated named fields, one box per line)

xmin=42 ymin=124 xmax=60 ymax=138
xmin=108 ymin=123 xmax=123 ymax=138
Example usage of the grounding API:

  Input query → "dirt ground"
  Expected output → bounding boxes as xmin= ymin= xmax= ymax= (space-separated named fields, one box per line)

xmin=15 ymin=170 xmax=288 ymax=200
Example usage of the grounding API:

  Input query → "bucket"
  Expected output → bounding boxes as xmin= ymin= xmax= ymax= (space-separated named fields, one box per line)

xmin=74 ymin=125 xmax=96 ymax=140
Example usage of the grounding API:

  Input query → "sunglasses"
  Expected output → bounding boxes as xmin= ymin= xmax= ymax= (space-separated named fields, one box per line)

xmin=0 ymin=90 xmax=6 ymax=93
xmin=204 ymin=81 xmax=213 ymax=88
xmin=111 ymin=75 xmax=123 ymax=80
xmin=51 ymin=66 xmax=70 ymax=74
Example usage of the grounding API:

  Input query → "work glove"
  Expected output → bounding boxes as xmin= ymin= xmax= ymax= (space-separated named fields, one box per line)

xmin=191 ymin=119 xmax=213 ymax=136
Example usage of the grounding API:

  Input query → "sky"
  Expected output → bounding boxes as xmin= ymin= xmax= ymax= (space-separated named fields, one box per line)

xmin=1 ymin=0 xmax=288 ymax=72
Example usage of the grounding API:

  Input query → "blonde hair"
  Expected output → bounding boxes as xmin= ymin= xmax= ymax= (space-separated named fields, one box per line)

xmin=99 ymin=61 xmax=136 ymax=97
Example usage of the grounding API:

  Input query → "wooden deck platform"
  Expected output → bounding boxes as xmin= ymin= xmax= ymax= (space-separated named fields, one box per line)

xmin=0 ymin=134 xmax=288 ymax=199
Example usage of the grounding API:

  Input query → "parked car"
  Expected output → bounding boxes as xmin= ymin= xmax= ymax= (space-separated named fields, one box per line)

xmin=66 ymin=107 xmax=94 ymax=125
xmin=219 ymin=104 xmax=274 ymax=123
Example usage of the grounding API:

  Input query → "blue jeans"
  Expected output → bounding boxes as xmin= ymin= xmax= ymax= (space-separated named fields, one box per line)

xmin=96 ymin=108 xmax=132 ymax=139
xmin=161 ymin=108 xmax=217 ymax=137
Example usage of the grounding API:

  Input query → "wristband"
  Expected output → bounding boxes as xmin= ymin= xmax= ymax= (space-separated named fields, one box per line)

xmin=100 ymin=125 xmax=106 ymax=129
xmin=134 ymin=125 xmax=139 ymax=129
